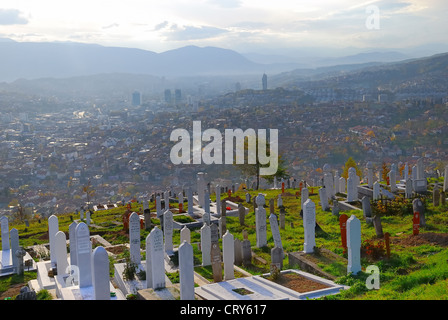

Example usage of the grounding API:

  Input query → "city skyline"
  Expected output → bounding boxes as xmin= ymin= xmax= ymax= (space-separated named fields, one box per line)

xmin=0 ymin=0 xmax=447 ymax=57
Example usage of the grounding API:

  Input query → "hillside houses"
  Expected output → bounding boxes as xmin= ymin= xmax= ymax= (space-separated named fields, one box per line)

xmin=0 ymin=88 xmax=447 ymax=217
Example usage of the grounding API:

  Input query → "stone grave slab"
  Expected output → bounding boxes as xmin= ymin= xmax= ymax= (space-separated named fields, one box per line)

xmin=58 ymin=282 xmax=126 ymax=300
xmin=194 ymin=269 xmax=349 ymax=300
xmin=0 ymin=249 xmax=36 ymax=276
xmin=288 ymin=248 xmax=347 ymax=280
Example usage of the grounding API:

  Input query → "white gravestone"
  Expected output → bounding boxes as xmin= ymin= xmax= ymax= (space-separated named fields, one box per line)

xmin=179 ymin=241 xmax=195 ymax=300
xmin=204 ymin=190 xmax=211 ymax=215
xmin=303 ymin=199 xmax=316 ymax=253
xmin=55 ymin=231 xmax=69 ymax=276
xmin=417 ymin=158 xmax=424 ymax=180
xmin=180 ymin=226 xmax=191 ymax=244
xmin=301 ymin=188 xmax=309 ymax=210
xmin=10 ymin=228 xmax=19 ymax=271
xmin=129 ymin=212 xmax=141 ymax=266
xmin=339 ymin=177 xmax=346 ymax=194
xmin=203 ymin=191 xmax=211 ymax=226
xmin=323 ymin=172 xmax=334 ymax=199
xmin=373 ymin=181 xmax=380 ymax=200
xmin=215 ymin=185 xmax=221 ymax=216
xmin=163 ymin=210 xmax=174 ymax=254
xmin=255 ymin=194 xmax=267 ymax=248
xmin=319 ymin=187 xmax=329 ymax=211
xmin=405 ymin=178 xmax=413 ymax=199
xmin=92 ymin=246 xmax=110 ymax=300
xmin=0 ymin=216 xmax=9 ymax=251
xmin=222 ymin=231 xmax=235 ymax=281
xmin=347 ymin=176 xmax=356 ymax=202
xmin=48 ymin=215 xmax=58 ymax=268
xmin=389 ymin=168 xmax=397 ymax=193
xmin=187 ymin=188 xmax=193 ymax=216
xmin=411 ymin=165 xmax=417 ymax=182
xmin=156 ymin=195 xmax=162 ymax=218
xmin=164 ymin=191 xmax=170 ymax=211
xmin=404 ymin=163 xmax=409 ymax=181
xmin=146 ymin=226 xmax=165 ymax=290
xmin=277 ymin=194 xmax=283 ymax=208
xmin=348 ymin=167 xmax=359 ymax=200
xmin=347 ymin=215 xmax=362 ymax=275
xmin=197 ymin=172 xmax=206 ymax=208
xmin=69 ymin=222 xmax=78 ymax=266
xmin=334 ymin=171 xmax=340 ymax=192
xmin=76 ymin=222 xmax=92 ymax=288
xmin=200 ymin=224 xmax=211 ymax=266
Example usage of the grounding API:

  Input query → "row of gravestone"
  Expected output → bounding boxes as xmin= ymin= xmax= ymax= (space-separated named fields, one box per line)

xmin=126 ymin=209 xmax=236 ymax=299
xmin=250 ymin=192 xmax=364 ymax=276
xmin=319 ymin=160 xmax=439 ymax=205
xmin=48 ymin=213 xmax=195 ymax=300
xmin=0 ymin=216 xmax=31 ymax=276
xmin=50 ymin=187 xmax=439 ymax=299
xmin=129 ymin=193 xmax=282 ymax=287
xmin=47 ymin=215 xmax=112 ymax=299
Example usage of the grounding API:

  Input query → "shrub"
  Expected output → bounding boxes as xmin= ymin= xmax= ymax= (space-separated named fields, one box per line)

xmin=36 ymin=289 xmax=53 ymax=300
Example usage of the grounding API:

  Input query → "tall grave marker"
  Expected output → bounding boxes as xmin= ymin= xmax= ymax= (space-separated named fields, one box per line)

xmin=347 ymin=215 xmax=361 ymax=275
xmin=255 ymin=193 xmax=267 ymax=248
xmin=303 ymin=199 xmax=316 ymax=253
xmin=146 ymin=226 xmax=166 ymax=290
xmin=75 ymin=222 xmax=92 ymax=288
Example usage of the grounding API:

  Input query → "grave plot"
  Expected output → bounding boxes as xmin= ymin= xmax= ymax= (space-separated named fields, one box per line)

xmin=113 ymin=216 xmax=184 ymax=299
xmin=288 ymin=248 xmax=348 ymax=280
xmin=28 ymin=217 xmax=126 ymax=300
xmin=195 ymin=269 xmax=348 ymax=300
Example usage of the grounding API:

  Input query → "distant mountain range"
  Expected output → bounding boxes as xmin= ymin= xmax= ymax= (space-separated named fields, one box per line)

xmin=0 ymin=40 xmax=285 ymax=82
xmin=0 ymin=39 xmax=428 ymax=83
xmin=0 ymin=38 xmax=447 ymax=101
xmin=274 ymin=52 xmax=448 ymax=91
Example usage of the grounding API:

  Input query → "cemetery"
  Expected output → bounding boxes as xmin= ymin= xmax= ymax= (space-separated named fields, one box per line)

xmin=0 ymin=162 xmax=447 ymax=301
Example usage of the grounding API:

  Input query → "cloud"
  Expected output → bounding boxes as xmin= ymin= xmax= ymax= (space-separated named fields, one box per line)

xmin=231 ymin=21 xmax=269 ymax=30
xmin=102 ymin=23 xmax=120 ymax=30
xmin=0 ymin=9 xmax=28 ymax=25
xmin=161 ymin=24 xmax=229 ymax=41
xmin=154 ymin=21 xmax=169 ymax=31
xmin=207 ymin=0 xmax=242 ymax=9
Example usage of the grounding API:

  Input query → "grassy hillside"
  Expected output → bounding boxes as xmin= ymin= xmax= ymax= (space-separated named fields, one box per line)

xmin=2 ymin=177 xmax=448 ymax=300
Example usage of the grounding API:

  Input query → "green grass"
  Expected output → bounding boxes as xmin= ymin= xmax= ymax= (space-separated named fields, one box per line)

xmin=0 ymin=271 xmax=37 ymax=299
xmin=360 ymin=248 xmax=448 ymax=300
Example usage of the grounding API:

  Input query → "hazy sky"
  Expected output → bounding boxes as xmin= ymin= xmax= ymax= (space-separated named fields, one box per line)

xmin=0 ymin=0 xmax=447 ymax=54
